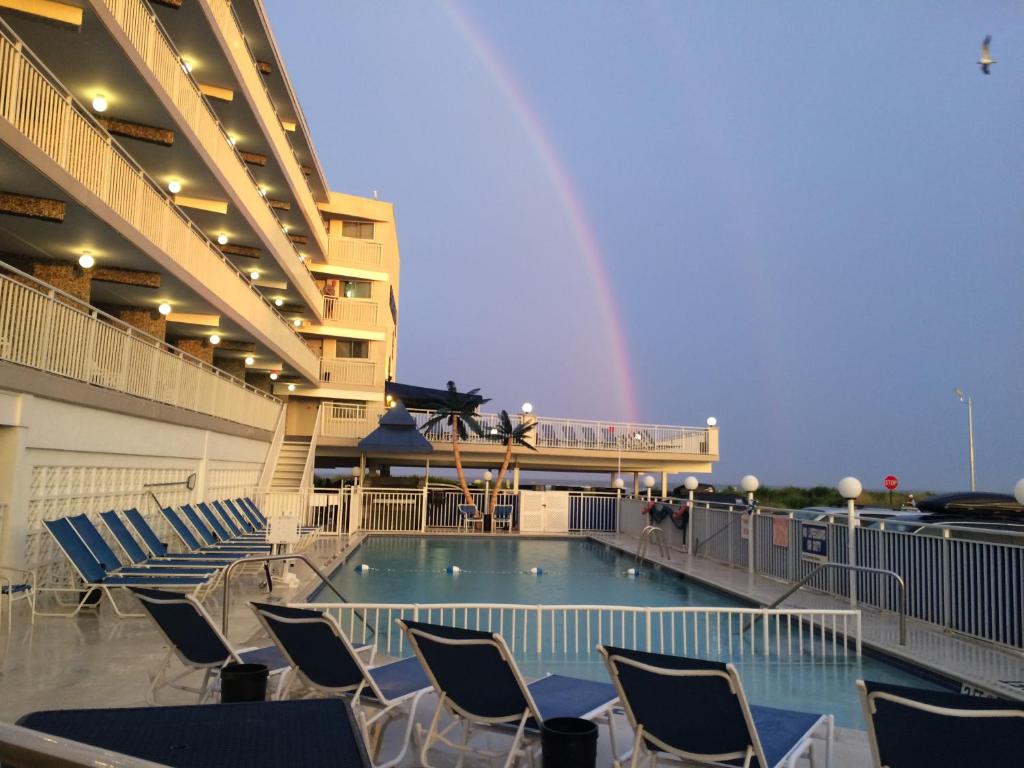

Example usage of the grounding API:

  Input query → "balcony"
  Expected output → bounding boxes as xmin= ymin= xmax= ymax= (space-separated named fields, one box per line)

xmin=0 ymin=26 xmax=320 ymax=381
xmin=0 ymin=263 xmax=282 ymax=431
xmin=319 ymin=357 xmax=377 ymax=387
xmin=322 ymin=295 xmax=380 ymax=329
xmin=328 ymin=238 xmax=384 ymax=270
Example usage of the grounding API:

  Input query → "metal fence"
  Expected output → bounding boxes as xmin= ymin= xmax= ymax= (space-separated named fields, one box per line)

xmin=297 ymin=602 xmax=861 ymax=664
xmin=690 ymin=502 xmax=1024 ymax=650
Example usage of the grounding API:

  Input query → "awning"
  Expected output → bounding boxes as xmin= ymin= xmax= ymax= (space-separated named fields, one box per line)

xmin=357 ymin=401 xmax=434 ymax=454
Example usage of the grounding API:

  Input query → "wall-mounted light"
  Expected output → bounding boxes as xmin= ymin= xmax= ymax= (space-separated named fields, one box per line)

xmin=250 ymin=270 xmax=260 ymax=280
xmin=78 ymin=252 xmax=95 ymax=269
xmin=292 ymin=318 xmax=302 ymax=327
xmin=287 ymin=383 xmax=296 ymax=392
xmin=274 ymin=298 xmax=284 ymax=307
xmin=209 ymin=334 xmax=221 ymax=345
xmin=91 ymin=94 xmax=108 ymax=113
xmin=217 ymin=234 xmax=229 ymax=245
xmin=157 ymin=303 xmax=172 ymax=316
xmin=269 ymin=372 xmax=279 ymax=381
xmin=244 ymin=356 xmax=254 ymax=366
xmin=297 ymin=254 xmax=306 ymax=262
xmin=521 ymin=402 xmax=533 ymax=414
xmin=167 ymin=180 xmax=182 ymax=195
xmin=706 ymin=416 xmax=718 ymax=427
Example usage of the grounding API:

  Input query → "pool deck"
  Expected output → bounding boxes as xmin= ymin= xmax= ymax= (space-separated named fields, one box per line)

xmin=3 ymin=531 xmax=1020 ymax=766
xmin=589 ymin=531 xmax=1024 ymax=703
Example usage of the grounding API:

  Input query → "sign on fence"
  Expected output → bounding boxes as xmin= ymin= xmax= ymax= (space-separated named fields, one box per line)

xmin=740 ymin=515 xmax=751 ymax=540
xmin=800 ymin=522 xmax=828 ymax=563
xmin=772 ymin=517 xmax=789 ymax=547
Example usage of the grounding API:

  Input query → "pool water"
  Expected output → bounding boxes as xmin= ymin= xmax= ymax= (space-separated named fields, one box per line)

xmin=321 ymin=537 xmax=946 ymax=727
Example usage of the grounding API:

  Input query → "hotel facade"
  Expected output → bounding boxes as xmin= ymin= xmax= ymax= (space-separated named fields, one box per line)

xmin=0 ymin=0 xmax=718 ymax=570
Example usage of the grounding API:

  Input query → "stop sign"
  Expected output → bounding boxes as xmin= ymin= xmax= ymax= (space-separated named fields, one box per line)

xmin=884 ymin=475 xmax=899 ymax=491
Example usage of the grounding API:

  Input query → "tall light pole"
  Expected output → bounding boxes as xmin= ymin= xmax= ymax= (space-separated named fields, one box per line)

xmin=954 ymin=388 xmax=976 ymax=491
xmin=838 ymin=476 xmax=862 ymax=607
xmin=683 ymin=476 xmax=699 ymax=553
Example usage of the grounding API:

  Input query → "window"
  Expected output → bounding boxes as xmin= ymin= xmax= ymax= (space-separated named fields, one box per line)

xmin=343 ymin=281 xmax=372 ymax=299
xmin=336 ymin=339 xmax=368 ymax=358
xmin=342 ymin=221 xmax=374 ymax=239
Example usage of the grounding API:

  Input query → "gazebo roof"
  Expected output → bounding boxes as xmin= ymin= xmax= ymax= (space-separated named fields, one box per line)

xmin=356 ymin=401 xmax=434 ymax=454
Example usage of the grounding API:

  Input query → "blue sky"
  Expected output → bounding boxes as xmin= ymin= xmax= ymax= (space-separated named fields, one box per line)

xmin=267 ymin=1 xmax=1023 ymax=493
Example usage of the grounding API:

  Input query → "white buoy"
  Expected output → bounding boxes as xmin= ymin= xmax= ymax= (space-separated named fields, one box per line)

xmin=528 ymin=567 xmax=543 ymax=575
xmin=446 ymin=565 xmax=462 ymax=574
xmin=354 ymin=563 xmax=371 ymax=572
xmin=626 ymin=567 xmax=640 ymax=577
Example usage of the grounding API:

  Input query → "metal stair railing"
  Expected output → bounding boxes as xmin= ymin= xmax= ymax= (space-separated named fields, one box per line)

xmin=637 ymin=525 xmax=670 ymax=565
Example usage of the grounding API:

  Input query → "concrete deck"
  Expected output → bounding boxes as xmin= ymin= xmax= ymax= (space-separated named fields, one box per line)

xmin=7 ymin=530 xmax=1019 ymax=765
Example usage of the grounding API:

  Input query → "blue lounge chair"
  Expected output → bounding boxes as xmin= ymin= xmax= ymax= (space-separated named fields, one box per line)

xmin=196 ymin=502 xmax=264 ymax=544
xmin=174 ymin=505 xmax=269 ymax=552
xmin=40 ymin=519 xmax=210 ymax=617
xmin=251 ymin=602 xmax=430 ymax=768
xmin=67 ymin=515 xmax=217 ymax=579
xmin=142 ymin=507 xmax=257 ymax=557
xmin=398 ymin=619 xmax=618 ymax=768
xmin=493 ymin=504 xmax=514 ymax=532
xmin=457 ymin=503 xmax=481 ymax=532
xmin=131 ymin=587 xmax=290 ymax=704
xmin=231 ymin=498 xmax=321 ymax=542
xmin=100 ymin=511 xmax=237 ymax=568
xmin=598 ymin=645 xmax=833 ymax=768
xmin=857 ymin=679 xmax=1024 ymax=767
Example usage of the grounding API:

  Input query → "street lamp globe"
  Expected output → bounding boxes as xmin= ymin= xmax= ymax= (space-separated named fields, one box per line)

xmin=483 ymin=470 xmax=493 ymax=482
xmin=521 ymin=402 xmax=533 ymax=414
xmin=350 ymin=467 xmax=361 ymax=478
xmin=740 ymin=475 xmax=759 ymax=494
xmin=838 ymin=477 xmax=862 ymax=500
xmin=643 ymin=475 xmax=656 ymax=489
xmin=612 ymin=478 xmax=625 ymax=490
xmin=683 ymin=476 xmax=699 ymax=491
xmin=1014 ymin=479 xmax=1024 ymax=506
xmin=706 ymin=417 xmax=717 ymax=427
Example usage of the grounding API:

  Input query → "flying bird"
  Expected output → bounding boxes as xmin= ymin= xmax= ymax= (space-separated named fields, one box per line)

xmin=978 ymin=35 xmax=995 ymax=74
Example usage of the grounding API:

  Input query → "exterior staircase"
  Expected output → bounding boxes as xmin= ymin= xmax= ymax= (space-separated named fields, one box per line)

xmin=270 ymin=438 xmax=311 ymax=490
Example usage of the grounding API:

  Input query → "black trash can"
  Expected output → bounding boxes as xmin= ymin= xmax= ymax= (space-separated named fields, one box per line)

xmin=541 ymin=717 xmax=598 ymax=768
xmin=219 ymin=663 xmax=268 ymax=703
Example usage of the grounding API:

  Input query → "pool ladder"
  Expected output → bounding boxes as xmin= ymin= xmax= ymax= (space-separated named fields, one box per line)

xmin=636 ymin=525 xmax=670 ymax=566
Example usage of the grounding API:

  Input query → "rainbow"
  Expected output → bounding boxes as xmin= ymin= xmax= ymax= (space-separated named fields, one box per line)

xmin=443 ymin=2 xmax=639 ymax=421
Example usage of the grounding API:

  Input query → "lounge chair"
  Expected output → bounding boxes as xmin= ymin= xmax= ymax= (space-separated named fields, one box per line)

xmin=138 ymin=507 xmax=258 ymax=558
xmin=174 ymin=505 xmax=270 ymax=552
xmin=130 ymin=587 xmax=290 ymax=704
xmin=598 ymin=644 xmax=833 ymax=768
xmin=457 ymin=503 xmax=482 ymax=532
xmin=857 ymin=679 xmax=1024 ymax=767
xmin=224 ymin=499 xmax=319 ymax=551
xmin=398 ymin=619 xmax=618 ymax=768
xmin=493 ymin=504 xmax=514 ymax=532
xmin=100 ymin=511 xmax=237 ymax=568
xmin=251 ymin=602 xmax=430 ymax=768
xmin=39 ymin=518 xmax=210 ymax=617
xmin=196 ymin=502 xmax=265 ymax=544
xmin=0 ymin=565 xmax=34 ymax=631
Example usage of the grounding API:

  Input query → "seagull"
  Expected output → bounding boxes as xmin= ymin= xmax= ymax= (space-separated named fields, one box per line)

xmin=978 ymin=35 xmax=995 ymax=74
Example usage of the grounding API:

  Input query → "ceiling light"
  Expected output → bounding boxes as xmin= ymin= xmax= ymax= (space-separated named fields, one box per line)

xmin=209 ymin=334 xmax=221 ymax=345
xmin=257 ymin=185 xmax=267 ymax=197
xmin=250 ymin=270 xmax=260 ymax=280
xmin=217 ymin=234 xmax=229 ymax=245
xmin=91 ymin=94 xmax=108 ymax=113
xmin=244 ymin=356 xmax=254 ymax=366
xmin=78 ymin=252 xmax=95 ymax=269
xmin=167 ymin=179 xmax=182 ymax=195
xmin=269 ymin=372 xmax=279 ymax=381
xmin=281 ymin=225 xmax=289 ymax=233
xmin=287 ymin=383 xmax=296 ymax=392
xmin=292 ymin=318 xmax=302 ymax=327
xmin=297 ymin=254 xmax=306 ymax=262
xmin=157 ymin=302 xmax=172 ymax=316
xmin=181 ymin=59 xmax=193 ymax=73
xmin=274 ymin=298 xmax=283 ymax=307
xmin=227 ymin=134 xmax=236 ymax=146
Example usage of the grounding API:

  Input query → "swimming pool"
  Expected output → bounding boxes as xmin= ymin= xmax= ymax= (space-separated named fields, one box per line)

xmin=316 ymin=536 xmax=945 ymax=727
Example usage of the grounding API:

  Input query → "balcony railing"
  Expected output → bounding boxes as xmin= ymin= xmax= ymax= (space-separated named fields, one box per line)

xmin=97 ymin=0 xmax=322 ymax=313
xmin=0 ymin=262 xmax=282 ymax=431
xmin=319 ymin=358 xmax=377 ymax=387
xmin=322 ymin=295 xmax=379 ymax=328
xmin=328 ymin=238 xmax=384 ymax=270
xmin=0 ymin=24 xmax=319 ymax=379
xmin=200 ymin=0 xmax=328 ymax=256
xmin=319 ymin=401 xmax=712 ymax=456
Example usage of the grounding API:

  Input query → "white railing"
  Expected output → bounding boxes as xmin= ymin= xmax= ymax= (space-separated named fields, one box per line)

xmin=356 ymin=490 xmax=424 ymax=532
xmin=0 ymin=24 xmax=319 ymax=373
xmin=425 ymin=489 xmax=518 ymax=527
xmin=299 ymin=404 xmax=323 ymax=490
xmin=296 ymin=602 xmax=862 ymax=663
xmin=320 ymin=358 xmax=376 ymax=387
xmin=689 ymin=502 xmax=1024 ymax=650
xmin=408 ymin=409 xmax=712 ymax=455
xmin=251 ymin=489 xmax=349 ymax=536
xmin=329 ymin=238 xmax=384 ymax=269
xmin=0 ymin=264 xmax=282 ymax=431
xmin=200 ymin=0 xmax=328 ymax=255
xmin=97 ymin=0 xmax=323 ymax=311
xmin=322 ymin=296 xmax=380 ymax=328
xmin=321 ymin=401 xmax=387 ymax=438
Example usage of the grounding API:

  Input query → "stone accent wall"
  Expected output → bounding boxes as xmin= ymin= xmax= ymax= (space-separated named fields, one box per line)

xmin=2 ymin=256 xmax=91 ymax=302
xmin=112 ymin=307 xmax=166 ymax=341
xmin=246 ymin=372 xmax=273 ymax=395
xmin=216 ymin=356 xmax=246 ymax=381
xmin=174 ymin=338 xmax=214 ymax=365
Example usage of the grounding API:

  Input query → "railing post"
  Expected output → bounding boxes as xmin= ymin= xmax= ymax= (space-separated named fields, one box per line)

xmin=762 ymin=608 xmax=769 ymax=655
xmin=644 ymin=608 xmax=652 ymax=652
xmin=941 ymin=529 xmax=951 ymax=630
xmin=536 ymin=605 xmax=543 ymax=655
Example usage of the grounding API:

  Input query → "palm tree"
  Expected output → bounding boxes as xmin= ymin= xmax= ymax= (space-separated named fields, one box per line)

xmin=486 ymin=410 xmax=537 ymax=513
xmin=421 ymin=381 xmax=490 ymax=505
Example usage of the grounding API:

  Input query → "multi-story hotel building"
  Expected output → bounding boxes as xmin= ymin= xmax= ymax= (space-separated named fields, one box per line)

xmin=0 ymin=0 xmax=717 ymax=569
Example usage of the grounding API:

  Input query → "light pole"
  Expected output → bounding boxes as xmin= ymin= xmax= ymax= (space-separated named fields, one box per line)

xmin=954 ymin=388 xmax=975 ymax=491
xmin=483 ymin=470 xmax=493 ymax=515
xmin=643 ymin=475 xmax=655 ymax=501
xmin=613 ymin=477 xmax=625 ymax=532
xmin=838 ymin=476 xmax=862 ymax=607
xmin=740 ymin=475 xmax=759 ymax=573
xmin=684 ymin=475 xmax=699 ymax=553
xmin=1015 ymin=479 xmax=1024 ymax=506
